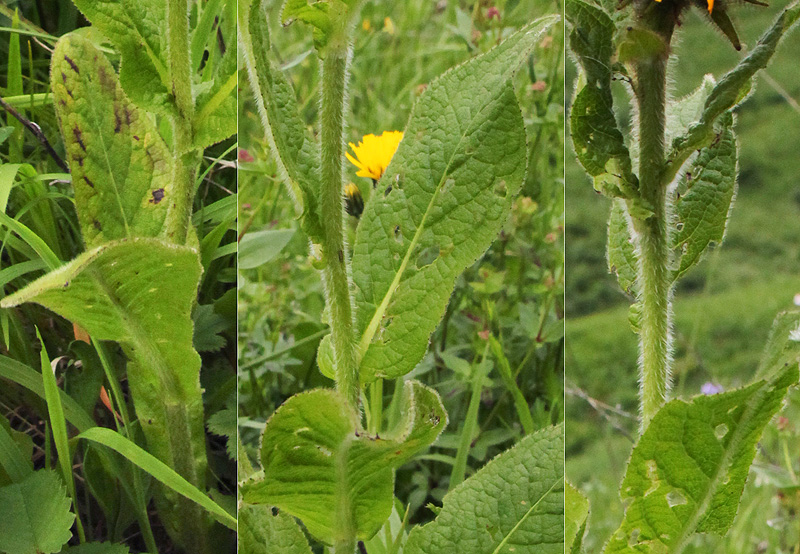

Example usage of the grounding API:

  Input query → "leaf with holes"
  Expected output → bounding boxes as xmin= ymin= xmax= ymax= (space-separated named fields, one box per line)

xmin=0 ymin=238 xmax=210 ymax=551
xmin=604 ymin=364 xmax=798 ymax=554
xmin=566 ymin=0 xmax=638 ymax=200
xmin=242 ymin=381 xmax=447 ymax=545
xmin=0 ymin=469 xmax=75 ymax=554
xmin=51 ymin=34 xmax=171 ymax=248
xmin=607 ymin=200 xmax=637 ymax=296
xmin=239 ymin=504 xmax=313 ymax=554
xmin=239 ymin=0 xmax=324 ymax=243
xmin=404 ymin=424 xmax=564 ymax=554
xmin=671 ymin=112 xmax=737 ymax=280
xmin=348 ymin=16 xmax=558 ymax=383
xmin=70 ymin=0 xmax=175 ymax=116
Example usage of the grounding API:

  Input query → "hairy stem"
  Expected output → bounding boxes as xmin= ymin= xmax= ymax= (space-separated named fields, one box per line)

xmin=319 ymin=15 xmax=360 ymax=417
xmin=632 ymin=8 xmax=674 ymax=429
xmin=166 ymin=0 xmax=197 ymax=244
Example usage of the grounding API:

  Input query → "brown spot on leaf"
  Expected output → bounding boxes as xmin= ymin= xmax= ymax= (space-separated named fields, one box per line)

xmin=76 ymin=157 xmax=84 ymax=167
xmin=61 ymin=72 xmax=67 ymax=84
xmin=338 ymin=250 xmax=344 ymax=263
xmin=73 ymin=127 xmax=86 ymax=151
xmin=114 ymin=108 xmax=122 ymax=133
xmin=124 ymin=108 xmax=132 ymax=126
xmin=133 ymin=135 xmax=140 ymax=141
xmin=64 ymin=55 xmax=79 ymax=74
xmin=84 ymin=176 xmax=95 ymax=188
xmin=93 ymin=220 xmax=102 ymax=231
xmin=149 ymin=188 xmax=165 ymax=204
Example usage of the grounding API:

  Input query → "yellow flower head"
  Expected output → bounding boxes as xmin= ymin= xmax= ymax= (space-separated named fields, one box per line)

xmin=346 ymin=131 xmax=403 ymax=181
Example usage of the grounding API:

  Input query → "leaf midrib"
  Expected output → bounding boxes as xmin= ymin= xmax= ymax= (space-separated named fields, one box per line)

xmin=491 ymin=477 xmax=562 ymax=554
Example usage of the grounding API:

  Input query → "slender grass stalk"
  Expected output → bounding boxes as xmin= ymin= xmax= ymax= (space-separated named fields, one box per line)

xmin=631 ymin=7 xmax=676 ymax=428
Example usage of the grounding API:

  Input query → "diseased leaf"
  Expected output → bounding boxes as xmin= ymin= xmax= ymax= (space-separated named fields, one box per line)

xmin=604 ymin=365 xmax=798 ymax=553
xmin=671 ymin=112 xmax=737 ymax=280
xmin=405 ymin=424 xmax=564 ymax=554
xmin=566 ymin=0 xmax=638 ymax=198
xmin=0 ymin=470 xmax=75 ymax=554
xmin=566 ymin=481 xmax=589 ymax=554
xmin=239 ymin=504 xmax=313 ymax=554
xmin=243 ymin=381 xmax=447 ymax=544
xmin=70 ymin=0 xmax=176 ymax=116
xmin=607 ymin=200 xmax=637 ymax=296
xmin=0 ymin=238 xmax=209 ymax=549
xmin=351 ymin=16 xmax=558 ymax=383
xmin=51 ymin=34 xmax=171 ymax=248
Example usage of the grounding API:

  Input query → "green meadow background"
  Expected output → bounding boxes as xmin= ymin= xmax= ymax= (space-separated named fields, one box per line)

xmin=566 ymin=3 xmax=800 ymax=552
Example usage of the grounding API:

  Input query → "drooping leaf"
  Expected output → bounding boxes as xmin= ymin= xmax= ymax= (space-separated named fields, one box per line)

xmin=671 ymin=112 xmax=737 ymax=280
xmin=566 ymin=0 xmax=638 ymax=199
xmin=0 ymin=469 xmax=75 ymax=554
xmin=239 ymin=504 xmax=313 ymax=554
xmin=405 ymin=424 xmax=564 ymax=554
xmin=70 ymin=0 xmax=176 ymax=116
xmin=566 ymin=481 xmax=589 ymax=554
xmin=51 ymin=34 xmax=171 ymax=248
xmin=350 ymin=16 xmax=558 ymax=383
xmin=607 ymin=199 xmax=638 ymax=296
xmin=238 ymin=0 xmax=324 ymax=243
xmin=666 ymin=1 xmax=800 ymax=181
xmin=243 ymin=381 xmax=447 ymax=544
xmin=0 ymin=238 xmax=210 ymax=549
xmin=604 ymin=365 xmax=798 ymax=553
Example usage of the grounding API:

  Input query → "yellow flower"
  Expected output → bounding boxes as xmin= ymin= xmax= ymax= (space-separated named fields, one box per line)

xmin=346 ymin=131 xmax=403 ymax=180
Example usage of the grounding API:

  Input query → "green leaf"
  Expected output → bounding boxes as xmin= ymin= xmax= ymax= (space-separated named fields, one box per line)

xmin=279 ymin=0 xmax=362 ymax=50
xmin=351 ymin=16 xmax=558 ymax=382
xmin=566 ymin=481 xmax=589 ymax=554
xmin=242 ymin=381 xmax=447 ymax=544
xmin=606 ymin=199 xmax=637 ymax=296
xmin=756 ymin=310 xmax=800 ymax=380
xmin=665 ymin=75 xmax=716 ymax=146
xmin=238 ymin=0 xmax=324 ymax=243
xmin=0 ymin=469 xmax=75 ymax=554
xmin=239 ymin=504 xmax=313 ymax=554
xmin=617 ymin=27 xmax=667 ymax=65
xmin=51 ymin=34 xmax=171 ymax=248
xmin=405 ymin=424 xmax=564 ymax=554
xmin=566 ymin=0 xmax=638 ymax=199
xmin=666 ymin=1 xmax=800 ymax=184
xmin=0 ymin=414 xmax=33 ymax=484
xmin=238 ymin=228 xmax=295 ymax=270
xmin=76 ymin=427 xmax=236 ymax=530
xmin=59 ymin=542 xmax=130 ymax=554
xmin=0 ymin=238 xmax=210 ymax=548
xmin=207 ymin=406 xmax=237 ymax=460
xmin=70 ymin=0 xmax=176 ymax=116
xmin=671 ymin=112 xmax=737 ymax=280
xmin=604 ymin=365 xmax=798 ymax=553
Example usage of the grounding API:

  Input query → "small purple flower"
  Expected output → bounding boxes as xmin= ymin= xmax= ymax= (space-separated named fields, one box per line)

xmin=701 ymin=382 xmax=723 ymax=395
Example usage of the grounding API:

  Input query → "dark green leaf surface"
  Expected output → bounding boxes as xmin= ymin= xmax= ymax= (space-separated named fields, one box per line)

xmin=351 ymin=16 xmax=558 ymax=382
xmin=405 ymin=424 xmax=564 ymax=554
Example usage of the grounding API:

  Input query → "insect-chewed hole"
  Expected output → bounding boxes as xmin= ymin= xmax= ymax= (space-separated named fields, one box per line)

xmin=415 ymin=245 xmax=440 ymax=269
xmin=494 ymin=180 xmax=507 ymax=197
xmin=715 ymin=423 xmax=728 ymax=440
xmin=676 ymin=222 xmax=684 ymax=231
xmin=628 ymin=529 xmax=641 ymax=547
xmin=666 ymin=489 xmax=687 ymax=507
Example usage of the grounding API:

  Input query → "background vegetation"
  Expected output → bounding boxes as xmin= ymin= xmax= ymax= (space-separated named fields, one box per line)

xmin=0 ymin=1 xmax=237 ymax=552
xmin=238 ymin=0 xmax=564 ymax=548
xmin=566 ymin=3 xmax=800 ymax=552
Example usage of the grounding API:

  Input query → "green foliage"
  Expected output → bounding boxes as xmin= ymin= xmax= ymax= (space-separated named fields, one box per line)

xmin=351 ymin=16 xmax=558 ymax=383
xmin=605 ymin=364 xmax=797 ymax=553
xmin=0 ymin=469 xmax=75 ymax=554
xmin=51 ymin=35 xmax=171 ymax=248
xmin=566 ymin=481 xmax=589 ymax=553
xmin=405 ymin=425 xmax=564 ymax=554
xmin=243 ymin=381 xmax=446 ymax=544
xmin=239 ymin=504 xmax=313 ymax=554
xmin=606 ymin=200 xmax=637 ymax=296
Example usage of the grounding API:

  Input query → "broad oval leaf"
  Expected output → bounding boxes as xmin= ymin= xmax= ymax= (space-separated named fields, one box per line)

xmin=350 ymin=16 xmax=558 ymax=383
xmin=0 ymin=470 xmax=74 ymax=554
xmin=242 ymin=380 xmax=447 ymax=544
xmin=604 ymin=365 xmax=798 ymax=553
xmin=51 ymin=34 xmax=171 ymax=247
xmin=405 ymin=424 xmax=564 ymax=554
